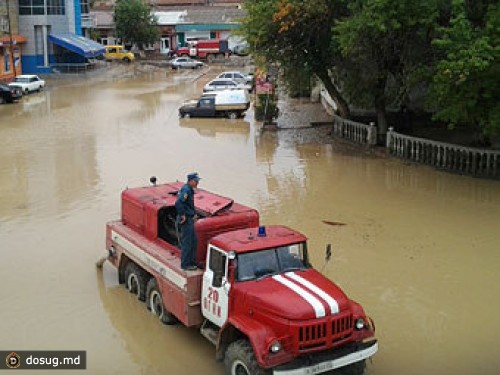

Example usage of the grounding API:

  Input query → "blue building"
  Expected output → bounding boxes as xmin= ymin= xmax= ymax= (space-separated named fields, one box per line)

xmin=18 ymin=0 xmax=103 ymax=73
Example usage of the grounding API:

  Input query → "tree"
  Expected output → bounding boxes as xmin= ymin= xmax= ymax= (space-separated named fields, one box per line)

xmin=334 ymin=0 xmax=442 ymax=137
xmin=428 ymin=1 xmax=499 ymax=138
xmin=241 ymin=0 xmax=352 ymax=117
xmin=114 ymin=0 xmax=158 ymax=48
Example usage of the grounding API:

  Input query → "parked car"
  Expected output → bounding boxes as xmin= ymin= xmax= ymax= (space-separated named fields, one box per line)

xmin=167 ymin=57 xmax=204 ymax=69
xmin=0 ymin=83 xmax=22 ymax=104
xmin=215 ymin=71 xmax=253 ymax=87
xmin=203 ymin=78 xmax=251 ymax=93
xmin=8 ymin=75 xmax=45 ymax=95
xmin=232 ymin=44 xmax=250 ymax=56
xmin=103 ymin=45 xmax=135 ymax=63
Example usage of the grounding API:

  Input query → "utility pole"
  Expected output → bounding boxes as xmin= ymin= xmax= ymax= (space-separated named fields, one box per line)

xmin=5 ymin=0 xmax=16 ymax=78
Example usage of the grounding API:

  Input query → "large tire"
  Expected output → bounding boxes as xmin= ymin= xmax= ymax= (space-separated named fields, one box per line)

xmin=224 ymin=340 xmax=264 ymax=375
xmin=227 ymin=112 xmax=238 ymax=120
xmin=0 ymin=96 xmax=5 ymax=104
xmin=125 ymin=262 xmax=148 ymax=301
xmin=146 ymin=278 xmax=177 ymax=325
xmin=123 ymin=57 xmax=131 ymax=63
xmin=326 ymin=361 xmax=366 ymax=375
xmin=183 ymin=112 xmax=191 ymax=119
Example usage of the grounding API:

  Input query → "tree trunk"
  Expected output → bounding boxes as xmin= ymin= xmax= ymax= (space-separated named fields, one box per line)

xmin=374 ymin=75 xmax=388 ymax=143
xmin=316 ymin=70 xmax=350 ymax=119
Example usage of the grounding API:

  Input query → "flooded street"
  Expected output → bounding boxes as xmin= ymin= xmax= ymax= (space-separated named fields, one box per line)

xmin=1 ymin=65 xmax=499 ymax=375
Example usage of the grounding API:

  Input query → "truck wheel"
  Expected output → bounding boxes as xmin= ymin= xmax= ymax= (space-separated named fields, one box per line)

xmin=326 ymin=361 xmax=366 ymax=375
xmin=123 ymin=57 xmax=131 ymax=63
xmin=227 ymin=112 xmax=237 ymax=120
xmin=207 ymin=54 xmax=215 ymax=63
xmin=146 ymin=278 xmax=177 ymax=325
xmin=125 ymin=262 xmax=148 ymax=301
xmin=224 ymin=340 xmax=264 ymax=375
xmin=183 ymin=113 xmax=191 ymax=119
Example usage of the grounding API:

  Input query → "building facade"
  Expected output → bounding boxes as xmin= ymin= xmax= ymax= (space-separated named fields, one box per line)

xmin=1 ymin=0 xmax=26 ymax=80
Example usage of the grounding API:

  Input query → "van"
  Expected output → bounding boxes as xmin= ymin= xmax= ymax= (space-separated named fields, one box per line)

xmin=103 ymin=45 xmax=135 ymax=63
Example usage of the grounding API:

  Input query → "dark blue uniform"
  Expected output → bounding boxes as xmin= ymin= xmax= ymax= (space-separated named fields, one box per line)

xmin=175 ymin=182 xmax=198 ymax=269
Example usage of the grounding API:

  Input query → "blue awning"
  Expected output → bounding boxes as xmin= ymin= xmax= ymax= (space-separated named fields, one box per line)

xmin=48 ymin=33 xmax=105 ymax=58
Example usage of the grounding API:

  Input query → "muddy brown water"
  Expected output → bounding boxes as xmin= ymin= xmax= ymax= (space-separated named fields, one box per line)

xmin=1 ymin=65 xmax=499 ymax=375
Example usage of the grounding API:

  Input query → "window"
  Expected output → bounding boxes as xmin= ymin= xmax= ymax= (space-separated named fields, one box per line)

xmin=47 ymin=0 xmax=65 ymax=15
xmin=199 ymin=99 xmax=212 ymax=108
xmin=19 ymin=0 xmax=65 ymax=15
xmin=3 ymin=49 xmax=11 ymax=73
xmin=236 ymin=243 xmax=308 ymax=281
xmin=80 ymin=0 xmax=90 ymax=15
xmin=209 ymin=247 xmax=227 ymax=287
xmin=0 ymin=16 xmax=8 ymax=32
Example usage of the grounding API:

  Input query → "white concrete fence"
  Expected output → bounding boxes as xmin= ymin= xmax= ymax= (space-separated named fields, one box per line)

xmin=319 ymin=88 xmax=500 ymax=178
xmin=332 ymin=114 xmax=378 ymax=146
xmin=386 ymin=128 xmax=500 ymax=178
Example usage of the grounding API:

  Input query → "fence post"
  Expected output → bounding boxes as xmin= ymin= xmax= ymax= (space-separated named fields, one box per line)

xmin=367 ymin=122 xmax=377 ymax=146
xmin=386 ymin=127 xmax=394 ymax=150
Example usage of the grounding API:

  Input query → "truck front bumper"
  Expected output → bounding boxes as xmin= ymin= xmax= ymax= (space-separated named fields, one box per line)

xmin=272 ymin=340 xmax=378 ymax=375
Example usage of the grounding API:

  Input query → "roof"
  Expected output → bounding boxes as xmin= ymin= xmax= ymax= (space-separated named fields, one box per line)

xmin=48 ymin=33 xmax=105 ymax=58
xmin=155 ymin=11 xmax=188 ymax=25
xmin=210 ymin=225 xmax=308 ymax=254
xmin=154 ymin=7 xmax=245 ymax=25
xmin=0 ymin=35 xmax=27 ymax=45
xmin=184 ymin=8 xmax=245 ymax=24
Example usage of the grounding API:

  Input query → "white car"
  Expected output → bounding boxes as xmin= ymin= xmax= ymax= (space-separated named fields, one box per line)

xmin=215 ymin=71 xmax=253 ymax=86
xmin=9 ymin=75 xmax=45 ymax=95
xmin=203 ymin=78 xmax=251 ymax=93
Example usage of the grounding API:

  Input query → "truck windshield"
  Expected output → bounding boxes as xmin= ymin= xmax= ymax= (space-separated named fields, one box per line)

xmin=236 ymin=243 xmax=307 ymax=281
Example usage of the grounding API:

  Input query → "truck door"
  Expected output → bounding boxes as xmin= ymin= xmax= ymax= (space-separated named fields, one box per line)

xmin=197 ymin=97 xmax=216 ymax=117
xmin=201 ymin=246 xmax=229 ymax=327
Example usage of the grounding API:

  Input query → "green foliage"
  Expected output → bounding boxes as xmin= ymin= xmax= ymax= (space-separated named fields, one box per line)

xmin=241 ymin=0 xmax=350 ymax=115
xmin=255 ymin=93 xmax=279 ymax=122
xmin=114 ymin=0 xmax=158 ymax=46
xmin=335 ymin=0 xmax=441 ymax=131
xmin=428 ymin=1 xmax=500 ymax=136
xmin=282 ymin=66 xmax=313 ymax=98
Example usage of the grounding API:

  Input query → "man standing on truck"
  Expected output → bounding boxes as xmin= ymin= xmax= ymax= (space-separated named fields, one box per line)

xmin=175 ymin=173 xmax=200 ymax=271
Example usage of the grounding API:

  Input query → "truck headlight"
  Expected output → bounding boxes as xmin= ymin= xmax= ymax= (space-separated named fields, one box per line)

xmin=355 ymin=318 xmax=366 ymax=330
xmin=269 ymin=341 xmax=282 ymax=353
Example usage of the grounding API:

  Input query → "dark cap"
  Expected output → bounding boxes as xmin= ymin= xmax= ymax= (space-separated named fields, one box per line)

xmin=187 ymin=172 xmax=201 ymax=182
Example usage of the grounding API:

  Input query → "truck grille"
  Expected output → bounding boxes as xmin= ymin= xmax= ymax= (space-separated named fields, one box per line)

xmin=296 ymin=312 xmax=353 ymax=351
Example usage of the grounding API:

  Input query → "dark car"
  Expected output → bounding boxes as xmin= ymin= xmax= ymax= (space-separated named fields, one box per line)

xmin=0 ymin=83 xmax=22 ymax=104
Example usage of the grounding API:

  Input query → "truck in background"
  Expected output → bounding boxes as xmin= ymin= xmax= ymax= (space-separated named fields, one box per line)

xmin=176 ymin=39 xmax=231 ymax=62
xmin=103 ymin=179 xmax=378 ymax=375
xmin=179 ymin=90 xmax=250 ymax=119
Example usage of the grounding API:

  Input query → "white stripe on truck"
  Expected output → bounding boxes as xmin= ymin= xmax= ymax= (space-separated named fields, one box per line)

xmin=273 ymin=274 xmax=326 ymax=318
xmin=111 ymin=230 xmax=186 ymax=290
xmin=285 ymin=272 xmax=339 ymax=315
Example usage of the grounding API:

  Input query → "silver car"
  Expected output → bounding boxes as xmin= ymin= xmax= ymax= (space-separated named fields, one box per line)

xmin=203 ymin=78 xmax=251 ymax=93
xmin=168 ymin=57 xmax=204 ymax=69
xmin=215 ymin=71 xmax=253 ymax=86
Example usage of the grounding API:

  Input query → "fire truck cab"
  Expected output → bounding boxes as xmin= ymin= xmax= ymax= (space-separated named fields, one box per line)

xmin=104 ymin=179 xmax=377 ymax=375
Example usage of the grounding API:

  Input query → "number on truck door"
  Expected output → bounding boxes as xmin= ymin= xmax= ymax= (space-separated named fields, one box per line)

xmin=201 ymin=246 xmax=229 ymax=326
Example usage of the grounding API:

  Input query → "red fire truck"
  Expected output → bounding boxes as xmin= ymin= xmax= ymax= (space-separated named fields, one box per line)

xmin=176 ymin=39 xmax=230 ymax=62
xmin=103 ymin=178 xmax=378 ymax=375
